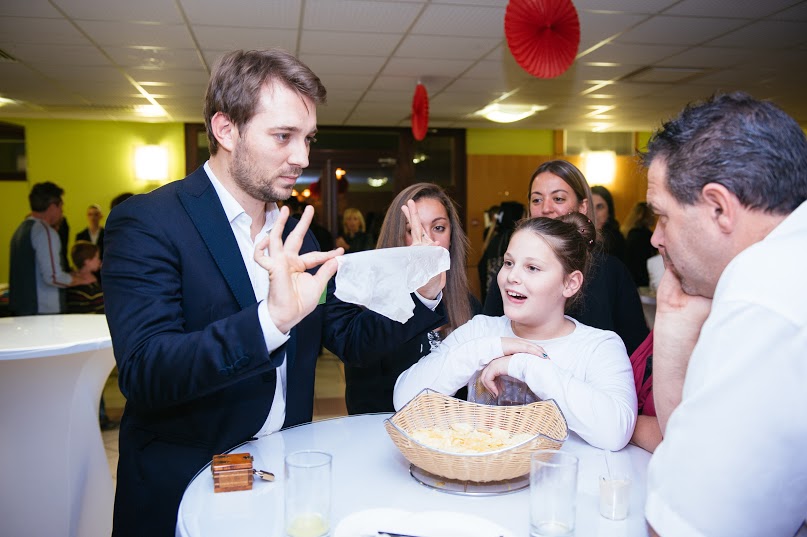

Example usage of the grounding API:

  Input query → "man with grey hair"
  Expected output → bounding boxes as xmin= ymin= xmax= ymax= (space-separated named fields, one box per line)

xmin=642 ymin=92 xmax=807 ymax=536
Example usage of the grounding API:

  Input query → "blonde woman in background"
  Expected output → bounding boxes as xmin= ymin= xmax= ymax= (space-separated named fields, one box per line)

xmin=336 ymin=207 xmax=374 ymax=253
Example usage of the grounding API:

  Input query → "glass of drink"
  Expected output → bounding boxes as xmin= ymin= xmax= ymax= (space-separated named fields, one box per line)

xmin=599 ymin=474 xmax=631 ymax=520
xmin=529 ymin=450 xmax=578 ymax=537
xmin=285 ymin=450 xmax=332 ymax=537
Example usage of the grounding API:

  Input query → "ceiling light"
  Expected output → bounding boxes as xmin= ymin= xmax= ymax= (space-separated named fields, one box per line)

xmin=0 ymin=97 xmax=17 ymax=106
xmin=412 ymin=153 xmax=428 ymax=164
xmin=583 ymin=151 xmax=616 ymax=185
xmin=367 ymin=177 xmax=388 ymax=188
xmin=475 ymin=103 xmax=548 ymax=124
xmin=134 ymin=145 xmax=169 ymax=181
xmin=135 ymin=104 xmax=166 ymax=117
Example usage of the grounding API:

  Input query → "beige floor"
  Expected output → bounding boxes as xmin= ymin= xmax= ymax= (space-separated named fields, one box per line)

xmin=102 ymin=349 xmax=347 ymax=489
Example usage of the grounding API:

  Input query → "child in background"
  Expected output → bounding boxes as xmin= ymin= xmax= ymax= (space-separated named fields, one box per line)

xmin=394 ymin=212 xmax=637 ymax=450
xmin=66 ymin=241 xmax=103 ymax=314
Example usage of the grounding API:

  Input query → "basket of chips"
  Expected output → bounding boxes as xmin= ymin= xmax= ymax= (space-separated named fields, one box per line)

xmin=384 ymin=389 xmax=568 ymax=482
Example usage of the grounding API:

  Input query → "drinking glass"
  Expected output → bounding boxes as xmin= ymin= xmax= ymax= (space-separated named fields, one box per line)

xmin=599 ymin=474 xmax=631 ymax=520
xmin=285 ymin=450 xmax=332 ymax=537
xmin=530 ymin=450 xmax=578 ymax=537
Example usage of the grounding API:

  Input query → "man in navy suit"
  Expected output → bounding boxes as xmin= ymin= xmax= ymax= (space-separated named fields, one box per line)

xmin=102 ymin=49 xmax=342 ymax=536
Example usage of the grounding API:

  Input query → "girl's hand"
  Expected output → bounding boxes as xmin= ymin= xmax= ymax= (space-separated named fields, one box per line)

xmin=480 ymin=357 xmax=511 ymax=395
xmin=501 ymin=337 xmax=547 ymax=358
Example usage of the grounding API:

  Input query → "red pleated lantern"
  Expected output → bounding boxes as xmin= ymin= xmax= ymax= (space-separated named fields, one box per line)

xmin=411 ymin=83 xmax=429 ymax=141
xmin=505 ymin=0 xmax=581 ymax=79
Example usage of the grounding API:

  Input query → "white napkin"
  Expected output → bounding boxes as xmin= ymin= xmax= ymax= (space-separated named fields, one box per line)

xmin=335 ymin=245 xmax=450 ymax=323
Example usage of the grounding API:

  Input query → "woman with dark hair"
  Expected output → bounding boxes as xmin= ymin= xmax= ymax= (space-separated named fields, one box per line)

xmin=591 ymin=185 xmax=626 ymax=261
xmin=476 ymin=201 xmax=525 ymax=298
xmin=324 ymin=183 xmax=480 ymax=414
xmin=483 ymin=160 xmax=649 ymax=355
xmin=395 ymin=212 xmax=637 ymax=450
xmin=621 ymin=201 xmax=658 ymax=286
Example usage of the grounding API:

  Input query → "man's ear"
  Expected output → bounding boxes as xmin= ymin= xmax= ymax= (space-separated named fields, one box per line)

xmin=701 ymin=183 xmax=737 ymax=234
xmin=563 ymin=270 xmax=584 ymax=299
xmin=210 ymin=112 xmax=238 ymax=153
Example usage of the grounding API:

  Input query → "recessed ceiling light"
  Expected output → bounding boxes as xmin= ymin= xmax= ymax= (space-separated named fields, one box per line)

xmin=475 ymin=103 xmax=548 ymax=123
xmin=135 ymin=104 xmax=166 ymax=117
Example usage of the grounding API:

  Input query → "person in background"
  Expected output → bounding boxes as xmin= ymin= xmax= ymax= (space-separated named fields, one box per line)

xmin=476 ymin=201 xmax=525 ymax=299
xmin=8 ymin=182 xmax=94 ymax=316
xmin=110 ymin=192 xmax=134 ymax=211
xmin=621 ymin=201 xmax=657 ymax=287
xmin=67 ymin=240 xmax=116 ymax=430
xmin=484 ymin=160 xmax=648 ymax=355
xmin=76 ymin=204 xmax=105 ymax=260
xmin=335 ymin=207 xmax=374 ymax=253
xmin=102 ymin=49 xmax=342 ymax=536
xmin=284 ymin=197 xmax=335 ymax=252
xmin=394 ymin=213 xmax=637 ymax=451
xmin=642 ymin=92 xmax=807 ymax=536
xmin=591 ymin=185 xmax=626 ymax=261
xmin=325 ymin=183 xmax=480 ymax=414
xmin=66 ymin=241 xmax=103 ymax=314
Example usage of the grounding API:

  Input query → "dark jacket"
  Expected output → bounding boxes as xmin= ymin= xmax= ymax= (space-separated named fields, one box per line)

xmin=325 ymin=292 xmax=481 ymax=414
xmin=103 ymin=166 xmax=328 ymax=536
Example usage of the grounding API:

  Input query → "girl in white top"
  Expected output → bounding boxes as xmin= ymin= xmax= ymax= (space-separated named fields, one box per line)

xmin=394 ymin=213 xmax=638 ymax=450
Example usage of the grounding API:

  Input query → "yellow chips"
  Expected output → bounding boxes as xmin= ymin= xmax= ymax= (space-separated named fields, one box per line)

xmin=410 ymin=422 xmax=534 ymax=454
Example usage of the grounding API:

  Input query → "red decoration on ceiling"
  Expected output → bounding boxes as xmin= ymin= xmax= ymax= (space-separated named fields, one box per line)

xmin=505 ymin=0 xmax=581 ymax=79
xmin=411 ymin=83 xmax=429 ymax=141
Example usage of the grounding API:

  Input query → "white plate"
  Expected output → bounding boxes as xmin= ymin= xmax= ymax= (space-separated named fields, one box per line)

xmin=334 ymin=508 xmax=515 ymax=537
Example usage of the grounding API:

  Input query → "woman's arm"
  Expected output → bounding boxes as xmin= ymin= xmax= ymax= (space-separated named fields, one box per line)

xmin=631 ymin=414 xmax=662 ymax=453
xmin=508 ymin=335 xmax=638 ymax=451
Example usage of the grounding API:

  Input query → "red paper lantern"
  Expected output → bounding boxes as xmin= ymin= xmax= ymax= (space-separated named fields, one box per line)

xmin=411 ymin=83 xmax=429 ymax=141
xmin=505 ymin=0 xmax=581 ymax=79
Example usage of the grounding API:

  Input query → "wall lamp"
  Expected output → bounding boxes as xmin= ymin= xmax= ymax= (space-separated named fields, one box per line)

xmin=134 ymin=145 xmax=169 ymax=181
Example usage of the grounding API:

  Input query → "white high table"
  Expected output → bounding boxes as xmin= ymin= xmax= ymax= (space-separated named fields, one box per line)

xmin=178 ymin=413 xmax=651 ymax=537
xmin=0 ymin=314 xmax=116 ymax=537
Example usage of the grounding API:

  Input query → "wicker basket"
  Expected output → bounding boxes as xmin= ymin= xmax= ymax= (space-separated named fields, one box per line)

xmin=384 ymin=390 xmax=568 ymax=482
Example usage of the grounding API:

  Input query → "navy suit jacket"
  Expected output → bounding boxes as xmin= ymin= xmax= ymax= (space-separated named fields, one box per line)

xmin=102 ymin=167 xmax=324 ymax=536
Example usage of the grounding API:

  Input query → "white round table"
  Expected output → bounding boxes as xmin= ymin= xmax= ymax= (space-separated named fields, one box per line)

xmin=177 ymin=413 xmax=651 ymax=537
xmin=0 ymin=314 xmax=116 ymax=537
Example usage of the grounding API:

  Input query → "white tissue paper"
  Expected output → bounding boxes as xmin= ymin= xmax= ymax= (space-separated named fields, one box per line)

xmin=335 ymin=245 xmax=451 ymax=323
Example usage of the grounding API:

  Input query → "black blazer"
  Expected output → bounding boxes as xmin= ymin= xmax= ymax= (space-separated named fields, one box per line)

xmin=75 ymin=227 xmax=105 ymax=259
xmin=103 ymin=167 xmax=325 ymax=536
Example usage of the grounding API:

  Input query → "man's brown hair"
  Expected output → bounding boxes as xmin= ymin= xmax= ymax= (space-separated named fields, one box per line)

xmin=203 ymin=49 xmax=327 ymax=155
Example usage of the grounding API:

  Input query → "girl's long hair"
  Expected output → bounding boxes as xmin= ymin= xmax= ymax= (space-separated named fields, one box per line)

xmin=376 ymin=183 xmax=472 ymax=334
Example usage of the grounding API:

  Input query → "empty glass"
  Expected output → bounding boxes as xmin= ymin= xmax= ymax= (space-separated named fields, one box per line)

xmin=530 ymin=450 xmax=578 ymax=537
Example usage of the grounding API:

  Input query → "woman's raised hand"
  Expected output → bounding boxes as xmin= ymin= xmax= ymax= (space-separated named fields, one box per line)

xmin=401 ymin=199 xmax=446 ymax=299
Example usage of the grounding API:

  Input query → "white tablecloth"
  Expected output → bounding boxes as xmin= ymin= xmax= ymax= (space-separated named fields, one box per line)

xmin=0 ymin=314 xmax=115 ymax=537
xmin=177 ymin=413 xmax=651 ymax=537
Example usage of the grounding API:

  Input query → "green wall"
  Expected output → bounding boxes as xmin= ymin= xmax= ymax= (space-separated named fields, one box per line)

xmin=1 ymin=118 xmax=184 ymax=282
xmin=466 ymin=128 xmax=554 ymax=155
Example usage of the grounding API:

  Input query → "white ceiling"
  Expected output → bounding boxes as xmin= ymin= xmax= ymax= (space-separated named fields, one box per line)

xmin=1 ymin=0 xmax=806 ymax=132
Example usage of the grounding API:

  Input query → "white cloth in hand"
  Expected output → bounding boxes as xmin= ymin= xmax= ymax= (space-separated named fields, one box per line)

xmin=335 ymin=245 xmax=450 ymax=323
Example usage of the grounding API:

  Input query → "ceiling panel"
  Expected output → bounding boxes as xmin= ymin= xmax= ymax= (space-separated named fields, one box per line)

xmin=193 ymin=25 xmax=297 ymax=51
xmin=411 ymin=4 xmax=506 ymax=38
xmin=179 ymin=0 xmax=301 ymax=27
xmin=0 ymin=0 xmax=805 ymax=132
xmin=663 ymin=0 xmax=803 ymax=18
xmin=56 ymin=0 xmax=184 ymax=23
xmin=396 ymin=35 xmax=501 ymax=60
xmin=616 ymin=16 xmax=747 ymax=45
xmin=300 ymin=30 xmax=402 ymax=56
xmin=304 ymin=0 xmax=424 ymax=33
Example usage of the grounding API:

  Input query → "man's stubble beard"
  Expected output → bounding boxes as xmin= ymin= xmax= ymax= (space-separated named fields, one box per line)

xmin=229 ymin=141 xmax=300 ymax=203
